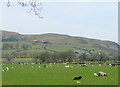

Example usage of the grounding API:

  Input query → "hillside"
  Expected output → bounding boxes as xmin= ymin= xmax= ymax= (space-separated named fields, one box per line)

xmin=1 ymin=30 xmax=119 ymax=55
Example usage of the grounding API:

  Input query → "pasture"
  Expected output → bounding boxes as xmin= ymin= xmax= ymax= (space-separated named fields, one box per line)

xmin=2 ymin=64 xmax=118 ymax=85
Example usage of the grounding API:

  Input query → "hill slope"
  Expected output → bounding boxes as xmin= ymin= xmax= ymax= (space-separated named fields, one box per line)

xmin=1 ymin=30 xmax=119 ymax=54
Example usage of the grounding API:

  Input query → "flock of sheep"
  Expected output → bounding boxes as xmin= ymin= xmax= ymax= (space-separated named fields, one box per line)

xmin=2 ymin=63 xmax=114 ymax=84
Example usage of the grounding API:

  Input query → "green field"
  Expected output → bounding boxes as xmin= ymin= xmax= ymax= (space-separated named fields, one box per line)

xmin=2 ymin=64 xmax=118 ymax=85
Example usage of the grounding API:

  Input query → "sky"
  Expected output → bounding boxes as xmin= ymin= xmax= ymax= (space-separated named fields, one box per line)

xmin=0 ymin=1 xmax=118 ymax=43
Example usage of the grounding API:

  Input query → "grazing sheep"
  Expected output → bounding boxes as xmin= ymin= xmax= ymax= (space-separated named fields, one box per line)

xmin=74 ymin=76 xmax=82 ymax=80
xmin=70 ymin=65 xmax=73 ymax=68
xmin=38 ymin=66 xmax=41 ymax=68
xmin=65 ymin=65 xmax=69 ymax=68
xmin=98 ymin=72 xmax=107 ymax=76
xmin=6 ymin=67 xmax=9 ymax=71
xmin=93 ymin=73 xmax=98 ymax=76
xmin=11 ymin=63 xmax=14 ymax=65
xmin=49 ymin=65 xmax=52 ymax=67
xmin=112 ymin=64 xmax=115 ymax=66
xmin=2 ymin=69 xmax=4 ymax=72
xmin=31 ymin=66 xmax=33 ymax=68
xmin=76 ymin=81 xmax=80 ymax=83
xmin=99 ymin=64 xmax=101 ymax=66
xmin=81 ymin=64 xmax=87 ymax=67
xmin=20 ymin=63 xmax=23 ymax=65
xmin=44 ymin=65 xmax=46 ymax=68
xmin=31 ymin=63 xmax=35 ymax=64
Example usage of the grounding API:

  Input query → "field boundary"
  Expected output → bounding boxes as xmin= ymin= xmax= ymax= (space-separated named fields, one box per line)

xmin=1 ymin=85 xmax=119 ymax=87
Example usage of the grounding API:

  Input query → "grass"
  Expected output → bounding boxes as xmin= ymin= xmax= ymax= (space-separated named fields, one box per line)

xmin=2 ymin=64 xmax=118 ymax=85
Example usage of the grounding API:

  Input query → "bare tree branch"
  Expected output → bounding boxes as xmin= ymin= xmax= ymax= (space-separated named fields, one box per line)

xmin=7 ymin=0 xmax=43 ymax=18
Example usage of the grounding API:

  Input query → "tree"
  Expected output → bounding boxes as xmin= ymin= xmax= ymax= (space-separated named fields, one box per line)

xmin=68 ymin=57 xmax=73 ymax=63
xmin=36 ymin=51 xmax=52 ymax=63
xmin=52 ymin=53 xmax=59 ymax=63
xmin=7 ymin=0 xmax=43 ymax=18
xmin=59 ymin=50 xmax=76 ymax=63
xmin=79 ymin=53 xmax=88 ymax=61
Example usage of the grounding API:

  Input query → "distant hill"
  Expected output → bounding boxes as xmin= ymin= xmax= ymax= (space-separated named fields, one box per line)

xmin=1 ymin=30 xmax=119 ymax=54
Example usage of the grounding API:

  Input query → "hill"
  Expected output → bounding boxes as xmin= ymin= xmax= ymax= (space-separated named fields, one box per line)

xmin=1 ymin=30 xmax=119 ymax=55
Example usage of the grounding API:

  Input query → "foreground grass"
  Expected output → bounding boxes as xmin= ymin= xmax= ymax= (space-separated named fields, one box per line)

xmin=2 ymin=64 xmax=118 ymax=85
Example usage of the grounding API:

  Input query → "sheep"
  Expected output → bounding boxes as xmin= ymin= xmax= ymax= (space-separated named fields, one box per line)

xmin=81 ymin=64 xmax=87 ymax=67
xmin=38 ymin=66 xmax=41 ymax=68
xmin=20 ymin=63 xmax=23 ymax=65
xmin=112 ymin=64 xmax=115 ymax=66
xmin=93 ymin=73 xmax=98 ymax=76
xmin=31 ymin=63 xmax=35 ymax=64
xmin=11 ymin=63 xmax=14 ymax=65
xmin=70 ymin=65 xmax=73 ymax=68
xmin=76 ymin=81 xmax=80 ymax=83
xmin=49 ymin=65 xmax=52 ymax=67
xmin=99 ymin=64 xmax=101 ymax=66
xmin=31 ymin=66 xmax=33 ymax=68
xmin=6 ymin=67 xmax=9 ymax=71
xmin=98 ymin=72 xmax=107 ymax=76
xmin=65 ymin=65 xmax=69 ymax=68
xmin=73 ymin=76 xmax=82 ymax=80
xmin=44 ymin=65 xmax=46 ymax=68
xmin=2 ymin=69 xmax=4 ymax=72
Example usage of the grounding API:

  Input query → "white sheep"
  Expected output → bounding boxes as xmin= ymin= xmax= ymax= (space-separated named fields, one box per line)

xmin=65 ymin=65 xmax=69 ymax=67
xmin=76 ymin=81 xmax=80 ymax=83
xmin=49 ymin=65 xmax=52 ymax=67
xmin=93 ymin=73 xmax=98 ymax=76
xmin=2 ymin=69 xmax=4 ymax=72
xmin=99 ymin=64 xmax=101 ymax=66
xmin=38 ymin=66 xmax=40 ymax=68
xmin=6 ymin=67 xmax=9 ymax=71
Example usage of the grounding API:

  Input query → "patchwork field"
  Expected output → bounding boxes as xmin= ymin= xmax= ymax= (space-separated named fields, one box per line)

xmin=2 ymin=64 xmax=118 ymax=85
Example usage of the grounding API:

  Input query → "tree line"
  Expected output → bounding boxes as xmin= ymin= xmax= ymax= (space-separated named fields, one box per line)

xmin=2 ymin=43 xmax=119 ymax=63
xmin=2 ymin=50 xmax=119 ymax=63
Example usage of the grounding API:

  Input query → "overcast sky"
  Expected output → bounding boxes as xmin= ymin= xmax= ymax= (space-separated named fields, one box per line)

xmin=1 ymin=1 xmax=118 ymax=43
